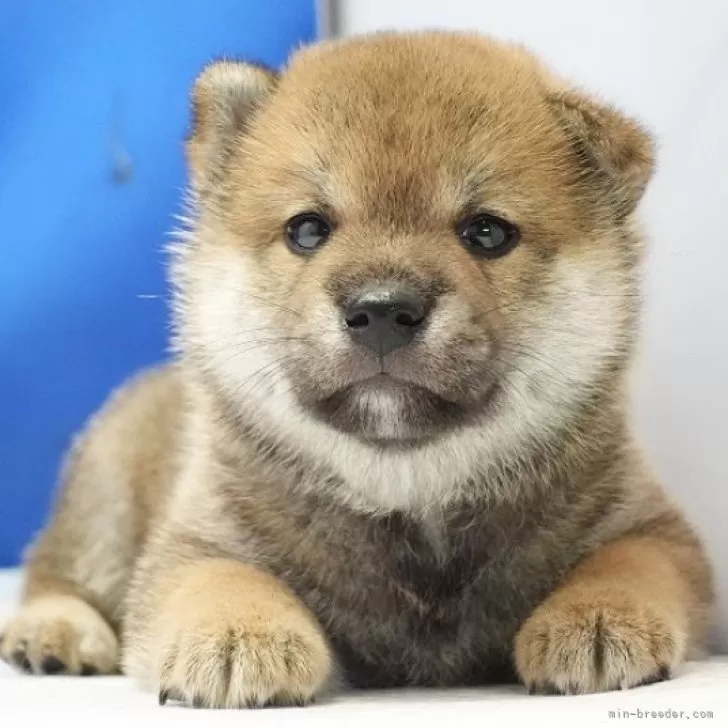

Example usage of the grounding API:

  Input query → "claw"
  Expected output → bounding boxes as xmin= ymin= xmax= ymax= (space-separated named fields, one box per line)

xmin=192 ymin=694 xmax=205 ymax=709
xmin=658 ymin=665 xmax=671 ymax=682
xmin=159 ymin=690 xmax=169 ymax=706
xmin=12 ymin=649 xmax=32 ymax=673
xmin=40 ymin=655 xmax=66 ymax=675
xmin=635 ymin=665 xmax=672 ymax=688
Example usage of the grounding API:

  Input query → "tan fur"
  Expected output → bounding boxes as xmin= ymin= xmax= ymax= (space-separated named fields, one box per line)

xmin=0 ymin=595 xmax=118 ymax=675
xmin=515 ymin=537 xmax=699 ymax=693
xmin=1 ymin=30 xmax=714 ymax=707
xmin=130 ymin=558 xmax=331 ymax=707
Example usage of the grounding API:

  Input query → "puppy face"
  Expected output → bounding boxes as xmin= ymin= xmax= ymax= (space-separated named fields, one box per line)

xmin=176 ymin=32 xmax=654 ymax=510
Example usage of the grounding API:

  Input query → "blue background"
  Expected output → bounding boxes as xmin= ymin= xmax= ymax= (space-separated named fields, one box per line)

xmin=0 ymin=1 xmax=317 ymax=566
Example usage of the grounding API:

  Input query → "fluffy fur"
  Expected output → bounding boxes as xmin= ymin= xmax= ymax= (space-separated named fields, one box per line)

xmin=0 ymin=31 xmax=714 ymax=707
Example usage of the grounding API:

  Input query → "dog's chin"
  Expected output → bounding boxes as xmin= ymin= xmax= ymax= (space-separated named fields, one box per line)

xmin=302 ymin=374 xmax=484 ymax=446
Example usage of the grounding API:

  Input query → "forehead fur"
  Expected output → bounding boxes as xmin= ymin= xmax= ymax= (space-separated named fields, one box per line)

xmin=282 ymin=31 xmax=552 ymax=129
xmin=225 ymin=31 xmax=640 ymax=245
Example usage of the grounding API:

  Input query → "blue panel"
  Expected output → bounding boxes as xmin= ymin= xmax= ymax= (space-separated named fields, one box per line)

xmin=0 ymin=1 xmax=317 ymax=565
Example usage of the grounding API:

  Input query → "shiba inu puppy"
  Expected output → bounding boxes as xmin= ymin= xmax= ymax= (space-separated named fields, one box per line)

xmin=0 ymin=30 xmax=714 ymax=707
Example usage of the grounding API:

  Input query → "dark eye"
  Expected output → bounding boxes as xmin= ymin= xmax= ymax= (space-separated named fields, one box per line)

xmin=458 ymin=213 xmax=520 ymax=258
xmin=285 ymin=212 xmax=332 ymax=254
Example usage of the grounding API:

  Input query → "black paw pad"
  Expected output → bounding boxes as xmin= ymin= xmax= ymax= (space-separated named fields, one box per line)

xmin=192 ymin=694 xmax=205 ymax=709
xmin=40 ymin=655 xmax=67 ymax=675
xmin=542 ymin=681 xmax=564 ymax=695
xmin=243 ymin=699 xmax=266 ymax=709
xmin=635 ymin=665 xmax=671 ymax=688
xmin=527 ymin=681 xmax=564 ymax=696
xmin=658 ymin=665 xmax=672 ymax=682
xmin=11 ymin=648 xmax=32 ymax=673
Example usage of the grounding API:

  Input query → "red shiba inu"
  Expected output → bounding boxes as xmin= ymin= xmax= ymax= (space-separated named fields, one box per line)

xmin=1 ymin=30 xmax=714 ymax=708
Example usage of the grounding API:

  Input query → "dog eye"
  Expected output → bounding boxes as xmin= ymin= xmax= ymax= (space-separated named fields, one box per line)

xmin=285 ymin=212 xmax=332 ymax=254
xmin=458 ymin=213 xmax=520 ymax=258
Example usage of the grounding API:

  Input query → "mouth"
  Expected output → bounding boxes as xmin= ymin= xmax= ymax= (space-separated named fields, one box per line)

xmin=287 ymin=336 xmax=502 ymax=445
xmin=304 ymin=370 xmax=484 ymax=445
xmin=355 ymin=371 xmax=416 ymax=389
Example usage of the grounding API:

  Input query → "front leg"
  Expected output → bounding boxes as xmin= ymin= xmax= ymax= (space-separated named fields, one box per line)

xmin=514 ymin=534 xmax=711 ymax=695
xmin=123 ymin=544 xmax=333 ymax=709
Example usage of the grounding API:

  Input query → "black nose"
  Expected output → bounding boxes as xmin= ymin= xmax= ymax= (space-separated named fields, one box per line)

xmin=344 ymin=286 xmax=427 ymax=356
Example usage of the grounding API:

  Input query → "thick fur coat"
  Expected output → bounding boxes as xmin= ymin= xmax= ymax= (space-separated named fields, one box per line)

xmin=0 ymin=31 xmax=714 ymax=707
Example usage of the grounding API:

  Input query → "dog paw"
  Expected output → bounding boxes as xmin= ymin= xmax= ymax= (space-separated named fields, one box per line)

xmin=514 ymin=590 xmax=684 ymax=695
xmin=152 ymin=596 xmax=331 ymax=708
xmin=0 ymin=595 xmax=118 ymax=675
xmin=156 ymin=625 xmax=328 ymax=709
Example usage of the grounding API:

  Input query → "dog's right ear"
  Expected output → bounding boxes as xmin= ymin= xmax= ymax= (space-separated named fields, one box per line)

xmin=187 ymin=60 xmax=278 ymax=193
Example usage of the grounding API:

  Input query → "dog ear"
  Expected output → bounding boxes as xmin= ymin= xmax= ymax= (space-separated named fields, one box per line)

xmin=186 ymin=60 xmax=278 ymax=193
xmin=548 ymin=87 xmax=656 ymax=217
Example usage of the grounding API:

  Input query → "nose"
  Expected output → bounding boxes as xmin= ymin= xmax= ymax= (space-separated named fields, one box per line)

xmin=344 ymin=285 xmax=427 ymax=356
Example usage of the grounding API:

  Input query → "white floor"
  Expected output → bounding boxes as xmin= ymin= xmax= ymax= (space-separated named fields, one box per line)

xmin=1 ymin=569 xmax=726 ymax=727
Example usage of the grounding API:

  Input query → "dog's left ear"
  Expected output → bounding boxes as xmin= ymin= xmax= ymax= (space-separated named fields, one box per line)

xmin=186 ymin=60 xmax=279 ymax=193
xmin=548 ymin=88 xmax=656 ymax=216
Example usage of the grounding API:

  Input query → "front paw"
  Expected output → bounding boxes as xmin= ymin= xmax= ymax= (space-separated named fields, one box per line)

xmin=514 ymin=590 xmax=685 ymax=695
xmin=146 ymin=564 xmax=332 ymax=708
xmin=156 ymin=623 xmax=329 ymax=708
xmin=0 ymin=596 xmax=118 ymax=676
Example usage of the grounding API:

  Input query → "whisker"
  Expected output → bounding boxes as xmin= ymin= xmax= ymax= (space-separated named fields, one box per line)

xmin=495 ymin=342 xmax=572 ymax=379
xmin=233 ymin=289 xmax=303 ymax=319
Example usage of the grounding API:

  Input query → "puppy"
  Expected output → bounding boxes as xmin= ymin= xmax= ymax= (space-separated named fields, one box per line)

xmin=1 ymin=31 xmax=714 ymax=706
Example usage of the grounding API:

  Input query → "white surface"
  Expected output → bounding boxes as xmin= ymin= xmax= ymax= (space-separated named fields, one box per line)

xmin=334 ymin=0 xmax=728 ymax=652
xmin=1 ymin=570 xmax=727 ymax=726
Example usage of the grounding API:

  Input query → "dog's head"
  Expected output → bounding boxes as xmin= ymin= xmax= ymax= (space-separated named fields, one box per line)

xmin=175 ymin=32 xmax=654 ymax=510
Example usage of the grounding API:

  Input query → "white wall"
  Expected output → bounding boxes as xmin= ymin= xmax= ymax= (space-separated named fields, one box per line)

xmin=333 ymin=0 xmax=728 ymax=651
